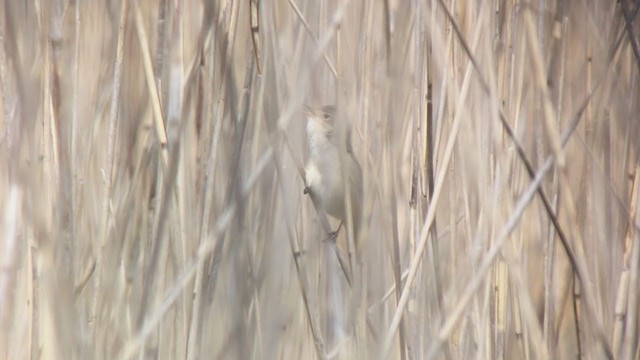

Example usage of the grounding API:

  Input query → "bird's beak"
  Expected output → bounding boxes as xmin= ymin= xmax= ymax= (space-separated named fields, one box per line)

xmin=302 ymin=105 xmax=313 ymax=117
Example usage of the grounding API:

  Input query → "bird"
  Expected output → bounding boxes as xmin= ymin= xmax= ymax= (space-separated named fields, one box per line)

xmin=303 ymin=105 xmax=363 ymax=242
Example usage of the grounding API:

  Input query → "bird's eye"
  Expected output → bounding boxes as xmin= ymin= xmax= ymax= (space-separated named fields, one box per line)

xmin=323 ymin=113 xmax=330 ymax=119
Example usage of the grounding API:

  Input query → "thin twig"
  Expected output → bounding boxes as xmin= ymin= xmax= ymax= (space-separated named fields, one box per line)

xmin=92 ymin=0 xmax=128 ymax=350
xmin=132 ymin=0 xmax=169 ymax=169
xmin=119 ymin=2 xmax=351 ymax=355
xmin=383 ymin=37 xmax=476 ymax=355
xmin=435 ymin=1 xmax=617 ymax=356
xmin=619 ymin=0 xmax=640 ymax=74
xmin=287 ymin=0 xmax=338 ymax=79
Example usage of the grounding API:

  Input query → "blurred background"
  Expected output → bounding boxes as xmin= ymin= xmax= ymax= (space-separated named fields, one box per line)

xmin=0 ymin=0 xmax=639 ymax=359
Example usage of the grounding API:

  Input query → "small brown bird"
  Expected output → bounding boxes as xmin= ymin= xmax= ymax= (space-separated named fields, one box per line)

xmin=303 ymin=105 xmax=363 ymax=240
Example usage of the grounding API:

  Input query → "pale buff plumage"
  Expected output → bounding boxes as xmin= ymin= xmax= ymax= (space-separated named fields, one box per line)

xmin=303 ymin=105 xmax=363 ymax=239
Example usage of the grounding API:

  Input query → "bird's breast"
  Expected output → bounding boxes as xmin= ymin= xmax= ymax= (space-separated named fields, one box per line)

xmin=304 ymin=152 xmax=347 ymax=220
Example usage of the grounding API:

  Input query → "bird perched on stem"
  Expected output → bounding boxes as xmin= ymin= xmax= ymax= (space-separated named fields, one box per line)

xmin=303 ymin=105 xmax=363 ymax=242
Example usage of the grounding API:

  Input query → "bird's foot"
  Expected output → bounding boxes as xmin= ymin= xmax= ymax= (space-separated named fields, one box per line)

xmin=324 ymin=222 xmax=344 ymax=243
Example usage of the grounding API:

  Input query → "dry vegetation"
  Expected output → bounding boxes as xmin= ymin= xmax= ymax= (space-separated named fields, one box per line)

xmin=1 ymin=0 xmax=640 ymax=359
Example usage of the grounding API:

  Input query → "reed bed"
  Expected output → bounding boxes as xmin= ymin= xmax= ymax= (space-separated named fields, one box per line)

xmin=1 ymin=0 xmax=639 ymax=359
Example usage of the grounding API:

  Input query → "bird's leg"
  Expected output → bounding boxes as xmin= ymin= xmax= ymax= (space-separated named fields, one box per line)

xmin=326 ymin=221 xmax=344 ymax=243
